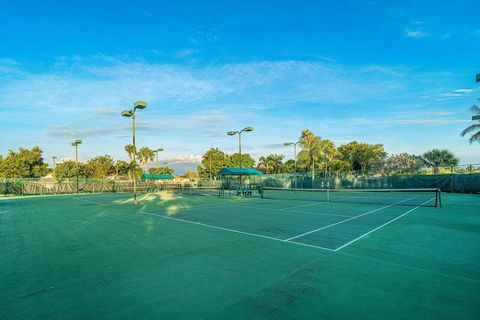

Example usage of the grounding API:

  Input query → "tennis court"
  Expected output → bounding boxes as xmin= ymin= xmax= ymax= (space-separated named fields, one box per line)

xmin=1 ymin=189 xmax=479 ymax=319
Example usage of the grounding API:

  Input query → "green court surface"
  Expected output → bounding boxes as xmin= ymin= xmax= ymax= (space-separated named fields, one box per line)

xmin=1 ymin=191 xmax=479 ymax=319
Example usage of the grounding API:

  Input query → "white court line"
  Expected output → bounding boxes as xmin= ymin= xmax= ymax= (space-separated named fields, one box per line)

xmin=72 ymin=195 xmax=268 ymax=211
xmin=333 ymin=197 xmax=435 ymax=251
xmin=285 ymin=196 xmax=420 ymax=241
xmin=141 ymin=210 xmax=335 ymax=252
xmin=233 ymin=204 xmax=352 ymax=218
xmin=72 ymin=194 xmax=338 ymax=251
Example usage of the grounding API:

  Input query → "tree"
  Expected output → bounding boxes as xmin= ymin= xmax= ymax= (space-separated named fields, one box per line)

xmin=125 ymin=161 xmax=142 ymax=181
xmin=148 ymin=167 xmax=175 ymax=175
xmin=338 ymin=141 xmax=387 ymax=174
xmin=319 ymin=139 xmax=338 ymax=177
xmin=114 ymin=160 xmax=130 ymax=177
xmin=183 ymin=170 xmax=199 ymax=181
xmin=124 ymin=144 xmax=136 ymax=160
xmin=281 ymin=159 xmax=296 ymax=173
xmin=83 ymin=155 xmax=114 ymax=178
xmin=257 ymin=156 xmax=270 ymax=173
xmin=137 ymin=147 xmax=155 ymax=171
xmin=197 ymin=148 xmax=231 ymax=178
xmin=460 ymin=104 xmax=480 ymax=144
xmin=422 ymin=149 xmax=459 ymax=174
xmin=385 ymin=153 xmax=424 ymax=175
xmin=230 ymin=153 xmax=255 ymax=168
xmin=299 ymin=129 xmax=322 ymax=179
xmin=0 ymin=146 xmax=48 ymax=178
xmin=266 ymin=154 xmax=284 ymax=173
xmin=55 ymin=160 xmax=85 ymax=179
xmin=328 ymin=160 xmax=351 ymax=177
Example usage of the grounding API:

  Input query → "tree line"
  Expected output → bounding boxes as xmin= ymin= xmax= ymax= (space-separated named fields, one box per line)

xmin=0 ymin=129 xmax=466 ymax=179
xmin=197 ymin=129 xmax=461 ymax=178
xmin=0 ymin=145 xmax=176 ymax=179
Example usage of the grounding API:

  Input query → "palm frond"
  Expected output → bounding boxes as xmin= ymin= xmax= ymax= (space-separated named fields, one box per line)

xmin=460 ymin=124 xmax=480 ymax=137
xmin=469 ymin=131 xmax=480 ymax=144
xmin=469 ymin=104 xmax=480 ymax=114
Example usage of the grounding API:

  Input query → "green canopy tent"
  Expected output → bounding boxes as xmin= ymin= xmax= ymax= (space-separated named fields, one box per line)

xmin=217 ymin=167 xmax=263 ymax=196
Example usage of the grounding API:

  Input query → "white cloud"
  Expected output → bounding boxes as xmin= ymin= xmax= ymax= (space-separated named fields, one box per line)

xmin=203 ymin=130 xmax=226 ymax=138
xmin=1 ymin=55 xmax=474 ymax=166
xmin=405 ymin=28 xmax=428 ymax=39
xmin=163 ymin=154 xmax=202 ymax=165
xmin=436 ymin=88 xmax=474 ymax=100
xmin=175 ymin=49 xmax=201 ymax=58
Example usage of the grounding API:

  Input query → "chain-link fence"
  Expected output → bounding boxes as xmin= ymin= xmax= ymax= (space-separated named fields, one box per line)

xmin=0 ymin=178 xmax=198 ymax=197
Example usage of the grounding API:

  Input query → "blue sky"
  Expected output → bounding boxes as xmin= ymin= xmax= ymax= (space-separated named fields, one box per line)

xmin=0 ymin=0 xmax=479 ymax=173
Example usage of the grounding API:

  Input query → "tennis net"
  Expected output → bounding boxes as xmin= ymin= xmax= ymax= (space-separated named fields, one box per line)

xmin=260 ymin=187 xmax=441 ymax=207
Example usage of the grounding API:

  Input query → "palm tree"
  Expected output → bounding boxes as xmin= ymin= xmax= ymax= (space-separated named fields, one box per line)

xmin=258 ymin=156 xmax=270 ymax=173
xmin=124 ymin=144 xmax=136 ymax=160
xmin=267 ymin=154 xmax=284 ymax=174
xmin=422 ymin=149 xmax=459 ymax=174
xmin=126 ymin=161 xmax=141 ymax=181
xmin=319 ymin=139 xmax=337 ymax=177
xmin=460 ymin=104 xmax=480 ymax=144
xmin=137 ymin=147 xmax=155 ymax=171
xmin=299 ymin=129 xmax=322 ymax=179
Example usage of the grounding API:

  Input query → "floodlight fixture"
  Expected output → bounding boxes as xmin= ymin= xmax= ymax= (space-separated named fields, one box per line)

xmin=283 ymin=141 xmax=301 ymax=173
xmin=121 ymin=110 xmax=133 ymax=117
xmin=134 ymin=101 xmax=147 ymax=110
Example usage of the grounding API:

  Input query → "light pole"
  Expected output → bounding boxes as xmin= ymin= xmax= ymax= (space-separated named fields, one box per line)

xmin=52 ymin=156 xmax=57 ymax=178
xmin=227 ymin=127 xmax=254 ymax=168
xmin=155 ymin=148 xmax=164 ymax=170
xmin=121 ymin=101 xmax=148 ymax=205
xmin=227 ymin=127 xmax=254 ymax=195
xmin=283 ymin=141 xmax=300 ymax=173
xmin=71 ymin=140 xmax=82 ymax=193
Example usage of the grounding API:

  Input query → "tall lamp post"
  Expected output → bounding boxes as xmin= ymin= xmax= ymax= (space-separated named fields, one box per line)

xmin=227 ymin=127 xmax=254 ymax=195
xmin=121 ymin=101 xmax=148 ymax=205
xmin=227 ymin=127 xmax=254 ymax=168
xmin=155 ymin=148 xmax=164 ymax=170
xmin=52 ymin=156 xmax=57 ymax=178
xmin=71 ymin=140 xmax=82 ymax=193
xmin=283 ymin=141 xmax=300 ymax=173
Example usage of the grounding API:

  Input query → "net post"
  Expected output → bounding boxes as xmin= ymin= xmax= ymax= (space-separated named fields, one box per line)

xmin=437 ymin=188 xmax=442 ymax=208
xmin=327 ymin=182 xmax=330 ymax=202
